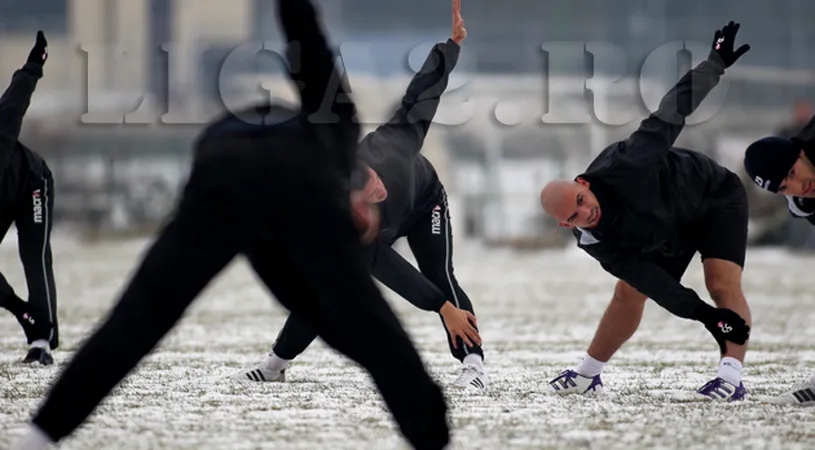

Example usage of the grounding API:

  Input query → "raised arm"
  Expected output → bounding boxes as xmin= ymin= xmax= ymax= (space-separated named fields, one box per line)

xmin=360 ymin=0 xmax=465 ymax=160
xmin=619 ymin=21 xmax=750 ymax=169
xmin=277 ymin=0 xmax=358 ymax=169
xmin=0 ymin=31 xmax=47 ymax=143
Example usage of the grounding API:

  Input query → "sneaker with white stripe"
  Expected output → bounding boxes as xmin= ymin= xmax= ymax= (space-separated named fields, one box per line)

xmin=769 ymin=381 xmax=815 ymax=406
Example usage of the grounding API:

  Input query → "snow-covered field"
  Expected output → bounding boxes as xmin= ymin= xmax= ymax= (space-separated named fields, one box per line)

xmin=2 ymin=230 xmax=815 ymax=449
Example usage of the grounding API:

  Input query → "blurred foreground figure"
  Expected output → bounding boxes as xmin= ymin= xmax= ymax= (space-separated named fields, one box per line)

xmin=539 ymin=22 xmax=753 ymax=401
xmin=0 ymin=31 xmax=59 ymax=366
xmin=744 ymin=95 xmax=815 ymax=406
xmin=11 ymin=1 xmax=450 ymax=449
xmin=233 ymin=0 xmax=488 ymax=393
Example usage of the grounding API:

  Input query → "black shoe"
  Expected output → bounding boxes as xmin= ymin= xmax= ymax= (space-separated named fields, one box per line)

xmin=22 ymin=347 xmax=54 ymax=366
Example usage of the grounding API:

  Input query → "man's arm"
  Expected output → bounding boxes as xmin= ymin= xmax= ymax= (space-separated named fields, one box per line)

xmin=579 ymin=236 xmax=748 ymax=345
xmin=361 ymin=1 xmax=465 ymax=161
xmin=0 ymin=65 xmax=41 ymax=144
xmin=619 ymin=22 xmax=749 ymax=169
xmin=597 ymin=249 xmax=748 ymax=346
xmin=371 ymin=244 xmax=481 ymax=347
xmin=370 ymin=245 xmax=448 ymax=312
xmin=277 ymin=0 xmax=358 ymax=170
xmin=0 ymin=31 xmax=47 ymax=148
xmin=580 ymin=242 xmax=711 ymax=319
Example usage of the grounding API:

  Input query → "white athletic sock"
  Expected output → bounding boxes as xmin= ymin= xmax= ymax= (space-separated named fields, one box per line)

xmin=463 ymin=354 xmax=484 ymax=371
xmin=575 ymin=353 xmax=605 ymax=377
xmin=30 ymin=340 xmax=49 ymax=351
xmin=718 ymin=357 xmax=743 ymax=386
xmin=265 ymin=352 xmax=290 ymax=372
xmin=11 ymin=424 xmax=52 ymax=450
xmin=808 ymin=372 xmax=815 ymax=388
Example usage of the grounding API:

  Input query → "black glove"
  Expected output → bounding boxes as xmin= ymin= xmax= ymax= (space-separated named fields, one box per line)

xmin=695 ymin=306 xmax=750 ymax=354
xmin=27 ymin=30 xmax=48 ymax=66
xmin=708 ymin=21 xmax=750 ymax=68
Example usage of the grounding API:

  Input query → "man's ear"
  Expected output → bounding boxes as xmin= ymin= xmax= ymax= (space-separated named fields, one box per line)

xmin=558 ymin=221 xmax=574 ymax=229
xmin=576 ymin=177 xmax=590 ymax=188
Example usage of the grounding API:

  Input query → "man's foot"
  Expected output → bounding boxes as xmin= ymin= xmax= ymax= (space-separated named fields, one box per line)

xmin=768 ymin=381 xmax=815 ymax=406
xmin=452 ymin=363 xmax=488 ymax=391
xmin=548 ymin=370 xmax=604 ymax=395
xmin=230 ymin=364 xmax=286 ymax=383
xmin=22 ymin=347 xmax=53 ymax=366
xmin=696 ymin=377 xmax=746 ymax=401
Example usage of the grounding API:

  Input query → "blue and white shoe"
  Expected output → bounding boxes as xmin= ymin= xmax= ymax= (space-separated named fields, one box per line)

xmin=548 ymin=370 xmax=603 ymax=395
xmin=696 ymin=377 xmax=746 ymax=401
xmin=768 ymin=381 xmax=815 ymax=406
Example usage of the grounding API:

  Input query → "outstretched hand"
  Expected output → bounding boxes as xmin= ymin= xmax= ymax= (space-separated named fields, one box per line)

xmin=451 ymin=0 xmax=467 ymax=45
xmin=709 ymin=21 xmax=750 ymax=68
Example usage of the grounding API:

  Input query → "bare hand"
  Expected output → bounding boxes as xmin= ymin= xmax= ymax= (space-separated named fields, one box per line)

xmin=440 ymin=301 xmax=481 ymax=348
xmin=452 ymin=0 xmax=467 ymax=45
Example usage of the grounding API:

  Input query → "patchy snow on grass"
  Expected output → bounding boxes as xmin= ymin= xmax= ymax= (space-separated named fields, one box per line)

xmin=1 ymin=233 xmax=815 ymax=449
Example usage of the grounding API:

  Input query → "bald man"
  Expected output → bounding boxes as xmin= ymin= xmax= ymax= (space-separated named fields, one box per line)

xmin=541 ymin=21 xmax=753 ymax=401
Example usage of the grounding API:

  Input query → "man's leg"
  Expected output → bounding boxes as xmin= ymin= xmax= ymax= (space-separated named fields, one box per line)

xmin=231 ymin=312 xmax=318 ymax=382
xmin=245 ymin=188 xmax=449 ymax=449
xmin=248 ymin=249 xmax=449 ymax=449
xmin=703 ymin=259 xmax=750 ymax=362
xmin=695 ymin=172 xmax=751 ymax=399
xmin=272 ymin=314 xmax=319 ymax=360
xmin=22 ymin=161 xmax=242 ymax=445
xmin=13 ymin=172 xmax=58 ymax=362
xmin=233 ymin=246 xmax=379 ymax=383
xmin=549 ymin=251 xmax=694 ymax=395
xmin=585 ymin=280 xmax=647 ymax=363
xmin=0 ymin=213 xmax=41 ymax=347
xmin=406 ymin=189 xmax=482 ymax=350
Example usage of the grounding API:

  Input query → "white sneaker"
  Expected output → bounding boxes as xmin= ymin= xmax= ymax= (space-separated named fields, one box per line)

xmin=230 ymin=363 xmax=286 ymax=383
xmin=452 ymin=364 xmax=488 ymax=391
xmin=768 ymin=381 xmax=815 ymax=406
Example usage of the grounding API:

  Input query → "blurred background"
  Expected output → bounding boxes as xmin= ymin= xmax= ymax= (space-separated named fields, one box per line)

xmin=3 ymin=0 xmax=815 ymax=248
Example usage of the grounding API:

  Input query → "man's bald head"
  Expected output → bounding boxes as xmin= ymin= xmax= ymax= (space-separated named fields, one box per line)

xmin=539 ymin=178 xmax=602 ymax=229
xmin=540 ymin=180 xmax=579 ymax=216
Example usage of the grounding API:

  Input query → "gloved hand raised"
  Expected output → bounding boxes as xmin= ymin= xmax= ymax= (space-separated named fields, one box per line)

xmin=708 ymin=21 xmax=750 ymax=68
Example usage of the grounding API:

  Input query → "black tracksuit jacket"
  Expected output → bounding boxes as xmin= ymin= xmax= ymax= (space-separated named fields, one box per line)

xmin=358 ymin=38 xmax=461 ymax=312
xmin=573 ymin=56 xmax=735 ymax=320
xmin=0 ymin=62 xmax=50 ymax=206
